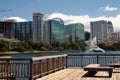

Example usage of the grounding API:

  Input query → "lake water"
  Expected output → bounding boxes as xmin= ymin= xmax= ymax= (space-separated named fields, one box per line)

xmin=1 ymin=51 xmax=120 ymax=58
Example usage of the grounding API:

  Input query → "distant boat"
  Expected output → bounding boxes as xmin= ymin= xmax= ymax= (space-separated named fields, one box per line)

xmin=88 ymin=37 xmax=105 ymax=52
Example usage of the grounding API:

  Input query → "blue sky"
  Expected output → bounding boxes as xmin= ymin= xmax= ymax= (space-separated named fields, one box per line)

xmin=0 ymin=0 xmax=120 ymax=20
xmin=1 ymin=0 xmax=120 ymax=31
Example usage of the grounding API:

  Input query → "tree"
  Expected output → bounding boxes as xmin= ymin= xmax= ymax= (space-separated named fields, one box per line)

xmin=0 ymin=39 xmax=10 ymax=51
xmin=38 ymin=42 xmax=47 ymax=50
xmin=60 ymin=42 xmax=70 ymax=51
xmin=14 ymin=43 xmax=26 ymax=52
xmin=17 ymin=44 xmax=26 ymax=52
xmin=70 ymin=42 xmax=76 ymax=50
xmin=77 ymin=41 xmax=87 ymax=51
xmin=51 ymin=41 xmax=60 ymax=50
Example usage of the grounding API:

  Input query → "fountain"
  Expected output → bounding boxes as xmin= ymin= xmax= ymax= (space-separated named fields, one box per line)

xmin=88 ymin=37 xmax=105 ymax=52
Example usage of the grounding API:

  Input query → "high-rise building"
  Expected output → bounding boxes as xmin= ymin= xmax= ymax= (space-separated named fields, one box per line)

xmin=0 ymin=21 xmax=32 ymax=42
xmin=32 ymin=12 xmax=43 ymax=43
xmin=43 ymin=21 xmax=51 ymax=44
xmin=65 ymin=23 xmax=85 ymax=42
xmin=85 ymin=31 xmax=90 ymax=41
xmin=14 ymin=21 xmax=32 ymax=42
xmin=111 ymin=33 xmax=118 ymax=42
xmin=44 ymin=18 xmax=65 ymax=43
xmin=107 ymin=21 xmax=114 ymax=39
xmin=0 ymin=21 xmax=15 ymax=38
xmin=90 ymin=20 xmax=108 ymax=40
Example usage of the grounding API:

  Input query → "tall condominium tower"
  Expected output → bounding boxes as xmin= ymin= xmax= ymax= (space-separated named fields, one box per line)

xmin=90 ymin=20 xmax=108 ymax=40
xmin=32 ymin=12 xmax=43 ymax=43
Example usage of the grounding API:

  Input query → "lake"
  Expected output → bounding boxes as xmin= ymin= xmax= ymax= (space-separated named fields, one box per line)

xmin=1 ymin=51 xmax=120 ymax=58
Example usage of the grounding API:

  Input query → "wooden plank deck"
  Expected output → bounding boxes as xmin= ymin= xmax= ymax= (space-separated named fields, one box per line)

xmin=37 ymin=68 xmax=120 ymax=80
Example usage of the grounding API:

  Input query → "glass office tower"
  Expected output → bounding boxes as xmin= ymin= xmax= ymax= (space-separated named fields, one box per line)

xmin=65 ymin=23 xmax=85 ymax=42
xmin=45 ymin=18 xmax=65 ymax=43
xmin=43 ymin=21 xmax=51 ymax=44
xmin=0 ymin=21 xmax=15 ymax=38
xmin=14 ymin=21 xmax=32 ymax=42
xmin=91 ymin=20 xmax=108 ymax=40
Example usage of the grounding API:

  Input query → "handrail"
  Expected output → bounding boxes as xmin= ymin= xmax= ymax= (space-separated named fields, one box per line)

xmin=2 ymin=53 xmax=120 ymax=79
xmin=32 ymin=54 xmax=67 ymax=61
xmin=0 ymin=54 xmax=67 ymax=80
xmin=68 ymin=53 xmax=120 ymax=56
xmin=68 ymin=53 xmax=120 ymax=68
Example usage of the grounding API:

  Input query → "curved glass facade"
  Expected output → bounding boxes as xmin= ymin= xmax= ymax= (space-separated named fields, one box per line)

xmin=49 ymin=18 xmax=64 ymax=43
xmin=75 ymin=23 xmax=85 ymax=41
xmin=65 ymin=23 xmax=85 ymax=42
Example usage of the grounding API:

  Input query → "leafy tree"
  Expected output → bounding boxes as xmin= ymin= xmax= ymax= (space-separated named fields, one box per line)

xmin=51 ymin=41 xmax=60 ymax=50
xmin=25 ymin=41 xmax=34 ymax=50
xmin=60 ymin=42 xmax=70 ymax=50
xmin=77 ymin=41 xmax=87 ymax=51
xmin=17 ymin=45 xmax=26 ymax=52
xmin=0 ymin=39 xmax=10 ymax=51
xmin=13 ymin=43 xmax=26 ymax=52
xmin=70 ymin=42 xmax=76 ymax=50
xmin=37 ymin=42 xmax=46 ymax=50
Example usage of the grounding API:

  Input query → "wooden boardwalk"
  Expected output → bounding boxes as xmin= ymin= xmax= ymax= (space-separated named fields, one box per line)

xmin=37 ymin=68 xmax=120 ymax=80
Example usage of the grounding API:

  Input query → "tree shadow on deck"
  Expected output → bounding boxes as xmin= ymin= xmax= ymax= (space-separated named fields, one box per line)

xmin=82 ymin=72 xmax=111 ymax=78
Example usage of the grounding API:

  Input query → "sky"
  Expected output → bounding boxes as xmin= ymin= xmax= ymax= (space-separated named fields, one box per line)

xmin=0 ymin=0 xmax=120 ymax=32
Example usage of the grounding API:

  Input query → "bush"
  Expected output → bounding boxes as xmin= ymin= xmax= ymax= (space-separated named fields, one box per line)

xmin=0 ymin=39 xmax=10 ymax=51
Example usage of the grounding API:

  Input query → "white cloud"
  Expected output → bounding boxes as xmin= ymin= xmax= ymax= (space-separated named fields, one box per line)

xmin=104 ymin=6 xmax=118 ymax=11
xmin=47 ymin=12 xmax=120 ymax=32
xmin=5 ymin=17 xmax=27 ymax=22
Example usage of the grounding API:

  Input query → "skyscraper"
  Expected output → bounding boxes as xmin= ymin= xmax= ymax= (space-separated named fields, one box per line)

xmin=43 ymin=20 xmax=51 ymax=44
xmin=90 ymin=20 xmax=108 ymax=40
xmin=32 ymin=12 xmax=43 ymax=43
xmin=65 ymin=23 xmax=85 ymax=42
xmin=0 ymin=21 xmax=15 ymax=38
xmin=107 ymin=21 xmax=113 ymax=39
xmin=44 ymin=18 xmax=65 ymax=44
xmin=14 ymin=21 xmax=32 ymax=42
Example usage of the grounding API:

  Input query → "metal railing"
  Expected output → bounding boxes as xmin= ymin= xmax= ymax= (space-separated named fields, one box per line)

xmin=67 ymin=53 xmax=120 ymax=67
xmin=0 ymin=54 xmax=67 ymax=80
xmin=1 ymin=53 xmax=120 ymax=79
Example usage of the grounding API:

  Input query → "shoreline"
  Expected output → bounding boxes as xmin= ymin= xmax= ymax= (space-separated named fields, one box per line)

xmin=0 ymin=50 xmax=61 ymax=54
xmin=0 ymin=50 xmax=79 ymax=54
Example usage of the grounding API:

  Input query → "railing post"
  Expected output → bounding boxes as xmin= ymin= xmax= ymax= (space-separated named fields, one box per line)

xmin=39 ymin=60 xmax=42 ymax=78
xmin=113 ymin=56 xmax=115 ymax=62
xmin=52 ymin=58 xmax=55 ymax=72
xmin=30 ymin=59 xmax=33 ymax=80
xmin=97 ymin=55 xmax=99 ymax=64
xmin=81 ymin=56 xmax=83 ymax=68
xmin=46 ymin=58 xmax=49 ymax=75
xmin=65 ymin=56 xmax=67 ymax=68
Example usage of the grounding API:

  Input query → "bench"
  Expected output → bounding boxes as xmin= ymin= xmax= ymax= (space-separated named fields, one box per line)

xmin=109 ymin=62 xmax=120 ymax=68
xmin=84 ymin=64 xmax=113 ymax=77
